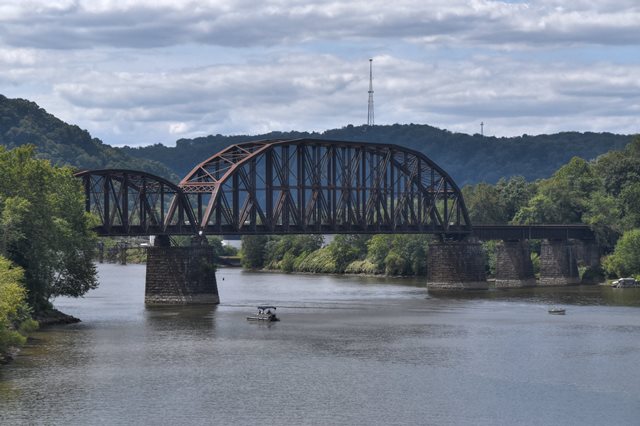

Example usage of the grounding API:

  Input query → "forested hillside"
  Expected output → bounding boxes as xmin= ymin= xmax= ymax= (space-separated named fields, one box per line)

xmin=0 ymin=95 xmax=175 ymax=179
xmin=1 ymin=94 xmax=634 ymax=186
xmin=122 ymin=124 xmax=633 ymax=185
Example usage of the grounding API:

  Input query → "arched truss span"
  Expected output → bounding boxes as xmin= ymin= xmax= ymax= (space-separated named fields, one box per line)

xmin=179 ymin=138 xmax=472 ymax=236
xmin=75 ymin=169 xmax=197 ymax=236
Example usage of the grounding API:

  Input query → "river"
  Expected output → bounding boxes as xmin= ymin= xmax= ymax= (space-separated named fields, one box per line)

xmin=1 ymin=264 xmax=640 ymax=425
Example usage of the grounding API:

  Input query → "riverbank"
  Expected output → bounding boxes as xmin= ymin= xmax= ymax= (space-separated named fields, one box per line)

xmin=0 ymin=308 xmax=79 ymax=366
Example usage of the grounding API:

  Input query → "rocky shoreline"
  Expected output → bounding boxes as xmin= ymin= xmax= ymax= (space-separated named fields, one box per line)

xmin=32 ymin=308 xmax=81 ymax=326
xmin=0 ymin=346 xmax=20 ymax=365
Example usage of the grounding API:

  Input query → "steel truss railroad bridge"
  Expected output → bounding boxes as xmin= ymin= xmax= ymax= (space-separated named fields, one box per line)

xmin=76 ymin=138 xmax=594 ymax=241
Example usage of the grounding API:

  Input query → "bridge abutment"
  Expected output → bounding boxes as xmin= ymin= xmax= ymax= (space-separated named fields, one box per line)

xmin=495 ymin=240 xmax=536 ymax=288
xmin=145 ymin=236 xmax=219 ymax=305
xmin=539 ymin=239 xmax=580 ymax=286
xmin=427 ymin=240 xmax=487 ymax=291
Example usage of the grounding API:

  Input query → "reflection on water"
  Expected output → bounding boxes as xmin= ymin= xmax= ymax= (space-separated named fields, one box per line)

xmin=1 ymin=264 xmax=640 ymax=426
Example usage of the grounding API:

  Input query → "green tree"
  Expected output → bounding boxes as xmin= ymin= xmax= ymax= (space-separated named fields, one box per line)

xmin=582 ymin=191 xmax=621 ymax=250
xmin=263 ymin=235 xmax=323 ymax=268
xmin=327 ymin=235 xmax=369 ymax=273
xmin=603 ymin=229 xmax=640 ymax=278
xmin=240 ymin=235 xmax=270 ymax=269
xmin=281 ymin=251 xmax=296 ymax=273
xmin=0 ymin=256 xmax=37 ymax=358
xmin=295 ymin=247 xmax=336 ymax=273
xmin=366 ymin=234 xmax=429 ymax=275
xmin=366 ymin=235 xmax=393 ymax=271
xmin=462 ymin=183 xmax=508 ymax=224
xmin=0 ymin=146 xmax=97 ymax=311
xmin=495 ymin=176 xmax=535 ymax=221
xmin=618 ymin=183 xmax=640 ymax=230
xmin=389 ymin=234 xmax=430 ymax=275
xmin=593 ymin=137 xmax=640 ymax=197
xmin=513 ymin=157 xmax=600 ymax=224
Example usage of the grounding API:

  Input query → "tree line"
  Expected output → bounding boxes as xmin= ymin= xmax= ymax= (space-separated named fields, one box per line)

xmin=0 ymin=94 xmax=634 ymax=188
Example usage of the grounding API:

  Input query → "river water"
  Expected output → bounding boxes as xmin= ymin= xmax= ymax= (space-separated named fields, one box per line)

xmin=2 ymin=264 xmax=640 ymax=425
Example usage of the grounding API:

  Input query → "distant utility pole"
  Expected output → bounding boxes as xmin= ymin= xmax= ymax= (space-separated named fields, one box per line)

xmin=367 ymin=58 xmax=374 ymax=127
xmin=480 ymin=121 xmax=484 ymax=137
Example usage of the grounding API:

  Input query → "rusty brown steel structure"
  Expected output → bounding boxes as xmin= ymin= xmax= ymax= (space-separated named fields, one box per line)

xmin=76 ymin=139 xmax=596 ymax=241
xmin=178 ymin=138 xmax=472 ymax=236
xmin=75 ymin=169 xmax=197 ymax=236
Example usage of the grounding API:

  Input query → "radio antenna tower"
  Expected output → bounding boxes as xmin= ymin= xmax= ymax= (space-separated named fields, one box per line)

xmin=367 ymin=58 xmax=374 ymax=127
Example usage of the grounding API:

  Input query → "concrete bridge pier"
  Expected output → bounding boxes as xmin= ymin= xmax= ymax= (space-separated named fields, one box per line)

xmin=427 ymin=239 xmax=487 ymax=291
xmin=539 ymin=239 xmax=580 ymax=286
xmin=494 ymin=240 xmax=536 ymax=288
xmin=145 ymin=235 xmax=220 ymax=305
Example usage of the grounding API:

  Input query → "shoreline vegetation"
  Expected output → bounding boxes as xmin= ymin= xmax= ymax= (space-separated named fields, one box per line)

xmin=240 ymin=234 xmax=430 ymax=276
xmin=1 ymin=146 xmax=97 ymax=365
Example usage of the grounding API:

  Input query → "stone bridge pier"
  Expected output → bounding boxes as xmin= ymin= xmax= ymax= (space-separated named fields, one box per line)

xmin=427 ymin=236 xmax=598 ymax=291
xmin=145 ymin=235 xmax=220 ymax=304
xmin=494 ymin=240 xmax=536 ymax=288
xmin=427 ymin=239 xmax=487 ymax=291
xmin=574 ymin=240 xmax=602 ymax=284
xmin=539 ymin=239 xmax=580 ymax=286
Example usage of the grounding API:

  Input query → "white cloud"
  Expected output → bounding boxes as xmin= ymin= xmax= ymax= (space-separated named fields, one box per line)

xmin=169 ymin=122 xmax=189 ymax=134
xmin=0 ymin=48 xmax=38 ymax=66
xmin=0 ymin=1 xmax=639 ymax=146
xmin=10 ymin=51 xmax=631 ymax=145
xmin=2 ymin=1 xmax=640 ymax=49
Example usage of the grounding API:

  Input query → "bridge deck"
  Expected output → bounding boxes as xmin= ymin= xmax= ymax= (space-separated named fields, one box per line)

xmin=94 ymin=224 xmax=595 ymax=241
xmin=471 ymin=224 xmax=595 ymax=241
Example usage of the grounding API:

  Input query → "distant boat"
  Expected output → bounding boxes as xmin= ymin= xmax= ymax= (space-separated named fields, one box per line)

xmin=247 ymin=306 xmax=280 ymax=322
xmin=548 ymin=307 xmax=566 ymax=315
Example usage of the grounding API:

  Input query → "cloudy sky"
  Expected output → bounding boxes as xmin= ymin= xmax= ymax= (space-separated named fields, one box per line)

xmin=1 ymin=0 xmax=639 ymax=147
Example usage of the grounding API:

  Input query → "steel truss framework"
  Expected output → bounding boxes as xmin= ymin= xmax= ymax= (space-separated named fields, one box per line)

xmin=75 ymin=169 xmax=197 ymax=236
xmin=179 ymin=138 xmax=472 ymax=236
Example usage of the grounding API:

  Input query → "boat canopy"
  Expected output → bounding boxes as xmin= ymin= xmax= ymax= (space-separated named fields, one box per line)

xmin=257 ymin=306 xmax=277 ymax=310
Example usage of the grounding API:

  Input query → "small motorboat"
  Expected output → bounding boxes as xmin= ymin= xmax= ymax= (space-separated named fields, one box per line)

xmin=548 ymin=307 xmax=566 ymax=315
xmin=247 ymin=306 xmax=280 ymax=322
